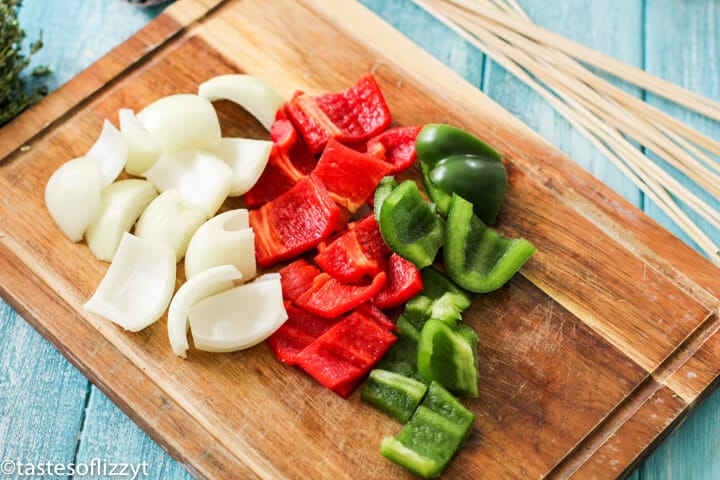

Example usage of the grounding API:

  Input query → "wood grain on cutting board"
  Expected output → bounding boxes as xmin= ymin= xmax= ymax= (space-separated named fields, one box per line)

xmin=0 ymin=0 xmax=718 ymax=478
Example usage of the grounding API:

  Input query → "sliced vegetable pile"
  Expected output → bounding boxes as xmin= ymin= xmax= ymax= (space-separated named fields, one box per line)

xmin=44 ymin=72 xmax=536 ymax=478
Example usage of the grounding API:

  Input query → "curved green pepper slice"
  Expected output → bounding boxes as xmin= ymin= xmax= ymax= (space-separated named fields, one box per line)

xmin=444 ymin=194 xmax=535 ymax=293
xmin=416 ymin=124 xmax=506 ymax=224
xmin=377 ymin=180 xmax=445 ymax=269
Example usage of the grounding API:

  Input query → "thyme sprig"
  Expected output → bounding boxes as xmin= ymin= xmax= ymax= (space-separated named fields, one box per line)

xmin=1 ymin=0 xmax=49 ymax=127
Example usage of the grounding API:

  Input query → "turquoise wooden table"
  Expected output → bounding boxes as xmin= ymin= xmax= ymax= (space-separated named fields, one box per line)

xmin=3 ymin=0 xmax=718 ymax=478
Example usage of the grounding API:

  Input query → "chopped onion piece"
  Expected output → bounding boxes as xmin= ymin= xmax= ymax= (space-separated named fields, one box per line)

xmin=119 ymin=108 xmax=162 ymax=176
xmin=85 ymin=179 xmax=158 ymax=262
xmin=137 ymin=94 xmax=221 ymax=153
xmin=134 ymin=190 xmax=207 ymax=262
xmin=212 ymin=138 xmax=272 ymax=196
xmin=168 ymin=264 xmax=243 ymax=358
xmin=143 ymin=149 xmax=232 ymax=217
xmin=45 ymin=156 xmax=102 ymax=242
xmin=86 ymin=120 xmax=128 ymax=187
xmin=199 ymin=75 xmax=283 ymax=131
xmin=184 ymin=209 xmax=256 ymax=280
xmin=189 ymin=273 xmax=287 ymax=352
xmin=84 ymin=233 xmax=176 ymax=332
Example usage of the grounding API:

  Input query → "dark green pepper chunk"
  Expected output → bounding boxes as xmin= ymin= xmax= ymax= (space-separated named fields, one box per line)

xmin=429 ymin=154 xmax=507 ymax=224
xmin=362 ymin=369 xmax=428 ymax=423
xmin=416 ymin=124 xmax=506 ymax=223
xmin=380 ymin=382 xmax=475 ymax=478
xmin=403 ymin=267 xmax=472 ymax=331
xmin=445 ymin=194 xmax=536 ymax=293
xmin=417 ymin=319 xmax=479 ymax=398
xmin=377 ymin=180 xmax=445 ymax=269
xmin=375 ymin=328 xmax=427 ymax=383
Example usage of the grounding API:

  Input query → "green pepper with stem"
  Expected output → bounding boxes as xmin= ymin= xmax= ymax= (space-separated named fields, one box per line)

xmin=444 ymin=194 xmax=536 ymax=293
xmin=417 ymin=124 xmax=507 ymax=224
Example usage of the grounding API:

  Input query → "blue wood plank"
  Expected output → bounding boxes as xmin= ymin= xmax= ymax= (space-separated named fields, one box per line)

xmin=639 ymin=1 xmax=720 ymax=478
xmin=73 ymin=388 xmax=192 ymax=479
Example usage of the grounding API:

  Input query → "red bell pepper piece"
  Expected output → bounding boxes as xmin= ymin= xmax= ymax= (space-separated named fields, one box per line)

xmin=294 ymin=270 xmax=387 ymax=318
xmin=267 ymin=303 xmax=341 ymax=366
xmin=373 ymin=253 xmax=424 ymax=309
xmin=351 ymin=214 xmax=392 ymax=265
xmin=356 ymin=302 xmax=395 ymax=331
xmin=285 ymin=75 xmax=392 ymax=154
xmin=313 ymin=139 xmax=392 ymax=212
xmin=295 ymin=310 xmax=397 ymax=397
xmin=244 ymin=116 xmax=316 ymax=207
xmin=366 ymin=126 xmax=422 ymax=174
xmin=314 ymin=228 xmax=382 ymax=284
xmin=279 ymin=259 xmax=321 ymax=302
xmin=250 ymin=176 xmax=340 ymax=268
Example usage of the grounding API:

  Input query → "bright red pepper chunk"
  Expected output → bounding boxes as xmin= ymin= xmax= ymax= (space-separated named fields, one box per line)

xmin=314 ymin=228 xmax=382 ymax=284
xmin=267 ymin=303 xmax=341 ymax=366
xmin=351 ymin=214 xmax=392 ymax=265
xmin=285 ymin=75 xmax=392 ymax=154
xmin=313 ymin=139 xmax=392 ymax=213
xmin=294 ymin=270 xmax=387 ymax=318
xmin=250 ymin=176 xmax=340 ymax=268
xmin=366 ymin=126 xmax=422 ymax=174
xmin=279 ymin=259 xmax=321 ymax=302
xmin=295 ymin=310 xmax=397 ymax=397
xmin=373 ymin=253 xmax=424 ymax=309
xmin=356 ymin=302 xmax=396 ymax=331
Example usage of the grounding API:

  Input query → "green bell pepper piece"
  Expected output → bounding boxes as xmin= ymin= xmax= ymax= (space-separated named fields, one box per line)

xmin=374 ymin=175 xmax=397 ymax=221
xmin=416 ymin=124 xmax=506 ymax=223
xmin=403 ymin=267 xmax=472 ymax=331
xmin=375 ymin=328 xmax=427 ymax=383
xmin=377 ymin=180 xmax=445 ymax=269
xmin=417 ymin=319 xmax=479 ymax=398
xmin=380 ymin=382 xmax=475 ymax=478
xmin=445 ymin=194 xmax=536 ymax=293
xmin=362 ymin=369 xmax=428 ymax=423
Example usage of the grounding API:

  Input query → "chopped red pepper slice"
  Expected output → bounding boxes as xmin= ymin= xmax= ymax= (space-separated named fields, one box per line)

xmin=250 ymin=176 xmax=340 ymax=268
xmin=295 ymin=310 xmax=397 ymax=397
xmin=314 ymin=228 xmax=382 ymax=284
xmin=356 ymin=302 xmax=395 ymax=331
xmin=351 ymin=214 xmax=392 ymax=265
xmin=285 ymin=75 xmax=392 ymax=154
xmin=366 ymin=126 xmax=422 ymax=174
xmin=244 ymin=117 xmax=316 ymax=207
xmin=294 ymin=270 xmax=387 ymax=318
xmin=313 ymin=139 xmax=392 ymax=212
xmin=267 ymin=303 xmax=341 ymax=366
xmin=373 ymin=253 xmax=424 ymax=309
xmin=279 ymin=259 xmax=321 ymax=302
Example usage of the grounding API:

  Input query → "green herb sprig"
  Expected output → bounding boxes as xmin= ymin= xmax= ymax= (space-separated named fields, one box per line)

xmin=1 ymin=0 xmax=50 ymax=127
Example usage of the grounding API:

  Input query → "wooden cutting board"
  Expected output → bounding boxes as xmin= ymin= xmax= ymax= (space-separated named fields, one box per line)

xmin=1 ymin=0 xmax=718 ymax=478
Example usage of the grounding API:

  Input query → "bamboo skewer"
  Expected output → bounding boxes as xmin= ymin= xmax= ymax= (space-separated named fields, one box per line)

xmin=413 ymin=0 xmax=720 ymax=262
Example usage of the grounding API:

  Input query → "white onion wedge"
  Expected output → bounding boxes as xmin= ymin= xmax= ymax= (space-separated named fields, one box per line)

xmin=84 ymin=233 xmax=176 ymax=332
xmin=189 ymin=273 xmax=287 ymax=352
xmin=184 ymin=209 xmax=256 ymax=280
xmin=137 ymin=94 xmax=221 ymax=153
xmin=199 ymin=75 xmax=283 ymax=131
xmin=85 ymin=179 xmax=158 ymax=262
xmin=167 ymin=264 xmax=243 ymax=358
xmin=134 ymin=190 xmax=207 ymax=262
xmin=119 ymin=108 xmax=162 ymax=176
xmin=86 ymin=120 xmax=128 ymax=187
xmin=45 ymin=156 xmax=102 ymax=242
xmin=212 ymin=138 xmax=272 ymax=196
xmin=143 ymin=149 xmax=232 ymax=217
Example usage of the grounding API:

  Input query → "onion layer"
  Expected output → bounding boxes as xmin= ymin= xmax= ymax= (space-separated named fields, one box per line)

xmin=84 ymin=233 xmax=176 ymax=332
xmin=189 ymin=273 xmax=287 ymax=352
xmin=134 ymin=190 xmax=207 ymax=262
xmin=184 ymin=209 xmax=256 ymax=280
xmin=167 ymin=264 xmax=243 ymax=358
xmin=143 ymin=149 xmax=232 ymax=218
xmin=45 ymin=156 xmax=102 ymax=242
xmin=213 ymin=138 xmax=272 ymax=196
xmin=137 ymin=94 xmax=221 ymax=153
xmin=119 ymin=108 xmax=162 ymax=176
xmin=85 ymin=179 xmax=158 ymax=262
xmin=199 ymin=75 xmax=283 ymax=131
xmin=87 ymin=120 xmax=128 ymax=187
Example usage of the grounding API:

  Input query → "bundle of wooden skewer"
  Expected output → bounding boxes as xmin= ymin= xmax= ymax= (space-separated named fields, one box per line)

xmin=412 ymin=0 xmax=720 ymax=264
